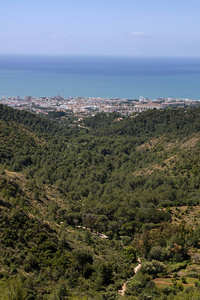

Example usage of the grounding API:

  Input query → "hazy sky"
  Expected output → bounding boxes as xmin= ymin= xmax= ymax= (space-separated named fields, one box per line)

xmin=1 ymin=0 xmax=200 ymax=57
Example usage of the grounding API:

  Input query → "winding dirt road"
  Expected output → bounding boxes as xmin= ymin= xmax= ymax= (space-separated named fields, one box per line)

xmin=118 ymin=258 xmax=141 ymax=296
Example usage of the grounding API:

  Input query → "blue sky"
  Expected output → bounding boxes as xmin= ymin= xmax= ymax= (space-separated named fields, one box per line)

xmin=1 ymin=0 xmax=200 ymax=57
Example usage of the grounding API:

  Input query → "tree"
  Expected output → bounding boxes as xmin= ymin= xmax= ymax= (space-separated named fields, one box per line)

xmin=123 ymin=246 xmax=137 ymax=263
xmin=141 ymin=260 xmax=165 ymax=275
xmin=97 ymin=262 xmax=113 ymax=285
xmin=73 ymin=250 xmax=93 ymax=277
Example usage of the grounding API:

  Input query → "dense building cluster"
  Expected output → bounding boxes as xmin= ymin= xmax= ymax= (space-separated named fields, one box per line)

xmin=1 ymin=95 xmax=199 ymax=116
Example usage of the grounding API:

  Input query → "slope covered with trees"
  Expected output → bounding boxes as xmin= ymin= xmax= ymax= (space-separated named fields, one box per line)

xmin=0 ymin=104 xmax=200 ymax=299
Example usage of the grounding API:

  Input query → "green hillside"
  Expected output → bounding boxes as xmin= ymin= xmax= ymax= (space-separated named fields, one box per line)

xmin=0 ymin=104 xmax=200 ymax=299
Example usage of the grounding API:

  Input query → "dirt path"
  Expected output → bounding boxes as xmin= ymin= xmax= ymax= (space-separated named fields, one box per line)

xmin=134 ymin=262 xmax=141 ymax=274
xmin=118 ymin=282 xmax=127 ymax=296
xmin=118 ymin=258 xmax=141 ymax=296
xmin=75 ymin=225 xmax=108 ymax=239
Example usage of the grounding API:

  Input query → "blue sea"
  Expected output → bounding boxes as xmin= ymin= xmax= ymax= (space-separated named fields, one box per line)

xmin=0 ymin=55 xmax=200 ymax=100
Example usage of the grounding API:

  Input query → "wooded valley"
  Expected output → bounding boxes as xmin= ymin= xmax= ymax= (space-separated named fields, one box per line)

xmin=0 ymin=104 xmax=200 ymax=299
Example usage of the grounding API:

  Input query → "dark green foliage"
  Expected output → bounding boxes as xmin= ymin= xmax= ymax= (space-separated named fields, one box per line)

xmin=123 ymin=246 xmax=137 ymax=263
xmin=97 ymin=262 xmax=113 ymax=285
xmin=126 ymin=273 xmax=152 ymax=296
xmin=73 ymin=250 xmax=93 ymax=277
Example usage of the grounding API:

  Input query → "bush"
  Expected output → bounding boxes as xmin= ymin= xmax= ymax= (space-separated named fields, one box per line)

xmin=123 ymin=246 xmax=137 ymax=263
xmin=162 ymin=285 xmax=176 ymax=295
xmin=141 ymin=260 xmax=165 ymax=275
xmin=181 ymin=275 xmax=187 ymax=284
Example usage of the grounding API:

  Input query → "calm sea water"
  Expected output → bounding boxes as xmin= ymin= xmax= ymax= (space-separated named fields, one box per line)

xmin=0 ymin=55 xmax=200 ymax=100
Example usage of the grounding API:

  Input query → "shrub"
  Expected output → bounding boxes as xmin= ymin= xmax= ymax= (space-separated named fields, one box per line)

xmin=141 ymin=260 xmax=165 ymax=275
xmin=181 ymin=275 xmax=187 ymax=284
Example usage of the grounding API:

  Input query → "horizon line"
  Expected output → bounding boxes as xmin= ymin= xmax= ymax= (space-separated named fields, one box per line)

xmin=1 ymin=53 xmax=200 ymax=59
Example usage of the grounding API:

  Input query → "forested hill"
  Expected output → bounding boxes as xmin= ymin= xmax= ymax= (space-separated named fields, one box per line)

xmin=0 ymin=104 xmax=200 ymax=299
xmin=83 ymin=108 xmax=200 ymax=137
xmin=1 ymin=104 xmax=200 ymax=137
xmin=0 ymin=105 xmax=200 ymax=218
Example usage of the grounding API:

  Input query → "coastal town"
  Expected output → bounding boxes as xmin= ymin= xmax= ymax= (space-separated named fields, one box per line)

xmin=1 ymin=95 xmax=199 ymax=117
